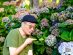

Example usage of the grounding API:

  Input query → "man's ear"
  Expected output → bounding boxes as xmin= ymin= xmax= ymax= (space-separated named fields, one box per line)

xmin=21 ymin=22 xmax=25 ymax=27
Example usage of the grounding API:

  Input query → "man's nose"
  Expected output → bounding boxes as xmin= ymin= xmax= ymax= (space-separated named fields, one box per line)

xmin=31 ymin=28 xmax=34 ymax=32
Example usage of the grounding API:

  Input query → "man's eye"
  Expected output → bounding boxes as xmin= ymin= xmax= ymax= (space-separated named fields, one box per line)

xmin=29 ymin=25 xmax=35 ymax=29
xmin=29 ymin=25 xmax=32 ymax=28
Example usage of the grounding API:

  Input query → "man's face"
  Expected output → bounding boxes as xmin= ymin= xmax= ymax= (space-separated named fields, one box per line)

xmin=22 ymin=22 xmax=36 ymax=35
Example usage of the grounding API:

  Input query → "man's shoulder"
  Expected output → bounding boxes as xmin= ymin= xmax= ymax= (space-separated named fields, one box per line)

xmin=6 ymin=28 xmax=19 ymax=38
xmin=10 ymin=28 xmax=19 ymax=32
xmin=11 ymin=28 xmax=18 ymax=31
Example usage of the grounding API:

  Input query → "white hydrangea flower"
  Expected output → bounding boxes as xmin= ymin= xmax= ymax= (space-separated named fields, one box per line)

xmin=2 ymin=17 xmax=10 ymax=22
xmin=40 ymin=7 xmax=49 ymax=13
xmin=45 ymin=34 xmax=56 ymax=46
xmin=15 ymin=8 xmax=26 ymax=12
xmin=66 ymin=6 xmax=73 ymax=12
xmin=10 ymin=23 xmax=15 ymax=27
xmin=30 ymin=7 xmax=49 ymax=16
xmin=65 ymin=19 xmax=73 ymax=25
xmin=30 ymin=8 xmax=40 ymax=14
xmin=58 ymin=42 xmax=73 ymax=55
xmin=0 ymin=37 xmax=5 ymax=42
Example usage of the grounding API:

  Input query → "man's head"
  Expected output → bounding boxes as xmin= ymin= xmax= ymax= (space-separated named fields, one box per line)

xmin=21 ymin=15 xmax=37 ymax=35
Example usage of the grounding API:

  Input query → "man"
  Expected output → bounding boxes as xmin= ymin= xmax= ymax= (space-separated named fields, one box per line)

xmin=3 ymin=15 xmax=37 ymax=55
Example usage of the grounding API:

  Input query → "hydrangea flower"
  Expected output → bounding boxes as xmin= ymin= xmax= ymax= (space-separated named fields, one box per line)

xmin=49 ymin=23 xmax=58 ymax=32
xmin=40 ymin=18 xmax=49 ymax=29
xmin=15 ymin=8 xmax=26 ymax=12
xmin=66 ymin=6 xmax=73 ymax=12
xmin=65 ymin=19 xmax=73 ymax=25
xmin=58 ymin=11 xmax=69 ymax=22
xmin=10 ymin=22 xmax=15 ymax=27
xmin=51 ymin=28 xmax=59 ymax=37
xmin=30 ymin=7 xmax=49 ymax=16
xmin=60 ymin=11 xmax=71 ymax=18
xmin=45 ymin=34 xmax=57 ymax=46
xmin=0 ymin=37 xmax=5 ymax=42
xmin=70 ymin=13 xmax=73 ymax=19
xmin=46 ymin=47 xmax=52 ymax=55
xmin=3 ymin=1 xmax=16 ymax=6
xmin=32 ymin=28 xmax=43 ymax=36
xmin=2 ymin=17 xmax=10 ymax=22
xmin=52 ymin=20 xmax=58 ymax=26
xmin=58 ymin=42 xmax=73 ymax=55
xmin=40 ymin=7 xmax=49 ymax=13
xmin=58 ymin=14 xmax=67 ymax=22
xmin=50 ymin=13 xmax=59 ymax=21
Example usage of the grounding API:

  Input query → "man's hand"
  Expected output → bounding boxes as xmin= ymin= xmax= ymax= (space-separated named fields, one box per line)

xmin=24 ymin=38 xmax=36 ymax=45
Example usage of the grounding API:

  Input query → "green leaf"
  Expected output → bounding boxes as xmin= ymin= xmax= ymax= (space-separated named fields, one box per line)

xmin=60 ymin=30 xmax=70 ymax=41
xmin=8 ymin=15 xmax=12 ymax=21
xmin=70 ymin=29 xmax=73 ymax=41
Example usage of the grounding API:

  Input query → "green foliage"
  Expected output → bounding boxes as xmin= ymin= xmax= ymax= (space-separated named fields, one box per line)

xmin=0 ymin=5 xmax=16 ymax=17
